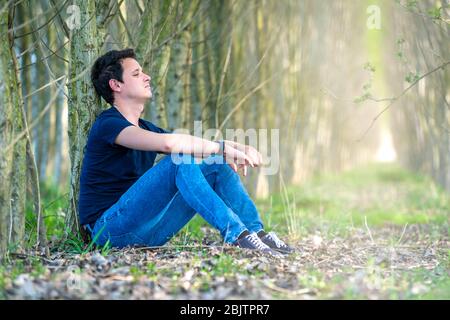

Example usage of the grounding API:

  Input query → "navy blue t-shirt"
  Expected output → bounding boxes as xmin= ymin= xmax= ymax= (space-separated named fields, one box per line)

xmin=78 ymin=106 xmax=170 ymax=227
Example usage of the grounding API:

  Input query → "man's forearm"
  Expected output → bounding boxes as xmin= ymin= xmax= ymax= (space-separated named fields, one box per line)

xmin=223 ymin=140 xmax=246 ymax=152
xmin=166 ymin=133 xmax=220 ymax=157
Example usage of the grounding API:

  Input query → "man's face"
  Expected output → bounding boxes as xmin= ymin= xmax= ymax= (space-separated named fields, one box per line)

xmin=115 ymin=58 xmax=152 ymax=102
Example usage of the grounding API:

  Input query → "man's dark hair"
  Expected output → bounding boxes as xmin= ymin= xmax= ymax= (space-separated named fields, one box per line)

xmin=91 ymin=48 xmax=136 ymax=105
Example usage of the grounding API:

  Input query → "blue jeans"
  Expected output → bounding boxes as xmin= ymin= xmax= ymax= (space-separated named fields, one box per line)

xmin=88 ymin=154 xmax=264 ymax=248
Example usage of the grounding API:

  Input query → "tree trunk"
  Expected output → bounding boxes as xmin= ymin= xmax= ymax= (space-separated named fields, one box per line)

xmin=0 ymin=5 xmax=14 ymax=258
xmin=8 ymin=4 xmax=27 ymax=251
xmin=66 ymin=0 xmax=102 ymax=240
xmin=149 ymin=1 xmax=177 ymax=129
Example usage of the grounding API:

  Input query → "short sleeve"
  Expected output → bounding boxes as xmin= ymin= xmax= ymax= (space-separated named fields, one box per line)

xmin=97 ymin=116 xmax=134 ymax=146
xmin=141 ymin=120 xmax=172 ymax=134
xmin=156 ymin=126 xmax=172 ymax=134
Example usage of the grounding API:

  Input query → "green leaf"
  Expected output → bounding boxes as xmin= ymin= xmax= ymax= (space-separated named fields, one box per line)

xmin=406 ymin=0 xmax=418 ymax=9
xmin=427 ymin=7 xmax=441 ymax=20
xmin=363 ymin=62 xmax=376 ymax=73
xmin=363 ymin=83 xmax=372 ymax=91
xmin=354 ymin=93 xmax=371 ymax=104
xmin=405 ymin=72 xmax=420 ymax=84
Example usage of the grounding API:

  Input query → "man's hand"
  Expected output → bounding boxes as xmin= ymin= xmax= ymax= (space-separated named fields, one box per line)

xmin=223 ymin=141 xmax=263 ymax=176
xmin=243 ymin=144 xmax=263 ymax=167
xmin=223 ymin=140 xmax=262 ymax=166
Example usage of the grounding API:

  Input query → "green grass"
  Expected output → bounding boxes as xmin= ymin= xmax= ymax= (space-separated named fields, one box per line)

xmin=24 ymin=181 xmax=69 ymax=247
xmin=254 ymin=163 xmax=449 ymax=239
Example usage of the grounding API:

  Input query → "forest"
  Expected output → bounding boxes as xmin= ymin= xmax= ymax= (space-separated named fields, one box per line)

xmin=0 ymin=0 xmax=449 ymax=300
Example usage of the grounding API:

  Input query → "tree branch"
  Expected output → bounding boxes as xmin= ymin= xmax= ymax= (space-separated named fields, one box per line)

xmin=357 ymin=60 xmax=450 ymax=142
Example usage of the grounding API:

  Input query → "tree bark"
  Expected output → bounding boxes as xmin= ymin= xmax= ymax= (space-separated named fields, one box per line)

xmin=66 ymin=0 xmax=102 ymax=240
xmin=8 ymin=3 xmax=27 ymax=251
xmin=0 ymin=4 xmax=15 ymax=259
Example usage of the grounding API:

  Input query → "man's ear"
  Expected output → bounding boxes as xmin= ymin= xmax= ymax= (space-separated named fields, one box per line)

xmin=109 ymin=79 xmax=121 ymax=92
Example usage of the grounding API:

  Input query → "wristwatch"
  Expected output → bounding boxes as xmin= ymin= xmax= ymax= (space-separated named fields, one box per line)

xmin=215 ymin=140 xmax=225 ymax=156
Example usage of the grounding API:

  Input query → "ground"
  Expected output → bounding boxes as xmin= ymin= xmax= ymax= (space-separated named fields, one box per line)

xmin=1 ymin=164 xmax=449 ymax=299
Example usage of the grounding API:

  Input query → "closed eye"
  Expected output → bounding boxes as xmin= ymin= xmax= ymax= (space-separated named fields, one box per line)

xmin=132 ymin=68 xmax=141 ymax=76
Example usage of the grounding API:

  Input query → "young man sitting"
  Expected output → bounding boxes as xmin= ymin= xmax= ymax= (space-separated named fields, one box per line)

xmin=78 ymin=48 xmax=293 ymax=256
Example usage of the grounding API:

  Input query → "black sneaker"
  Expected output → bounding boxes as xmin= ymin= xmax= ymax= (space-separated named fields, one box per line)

xmin=259 ymin=232 xmax=294 ymax=254
xmin=233 ymin=232 xmax=282 ymax=257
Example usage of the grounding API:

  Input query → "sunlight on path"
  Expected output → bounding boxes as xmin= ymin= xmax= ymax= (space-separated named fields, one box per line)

xmin=376 ymin=129 xmax=397 ymax=163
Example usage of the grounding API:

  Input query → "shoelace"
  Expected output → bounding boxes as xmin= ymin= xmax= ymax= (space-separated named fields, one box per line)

xmin=247 ymin=233 xmax=270 ymax=250
xmin=267 ymin=232 xmax=287 ymax=248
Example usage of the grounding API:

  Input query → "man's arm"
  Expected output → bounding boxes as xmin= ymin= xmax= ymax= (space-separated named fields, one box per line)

xmin=115 ymin=126 xmax=254 ymax=165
